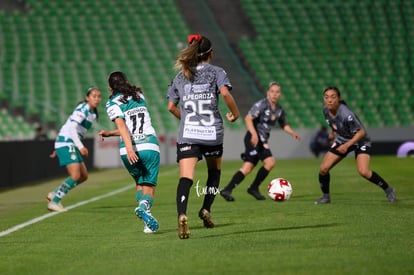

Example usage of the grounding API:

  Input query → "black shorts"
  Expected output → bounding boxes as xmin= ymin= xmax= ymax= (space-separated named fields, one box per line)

xmin=241 ymin=132 xmax=272 ymax=165
xmin=176 ymin=143 xmax=223 ymax=162
xmin=329 ymin=142 xmax=372 ymax=158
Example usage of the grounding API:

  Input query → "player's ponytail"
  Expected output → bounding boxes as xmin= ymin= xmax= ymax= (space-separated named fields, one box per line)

xmin=174 ymin=34 xmax=212 ymax=81
xmin=108 ymin=71 xmax=142 ymax=103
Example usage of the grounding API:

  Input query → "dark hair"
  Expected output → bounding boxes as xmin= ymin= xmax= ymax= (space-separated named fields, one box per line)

xmin=323 ymin=86 xmax=347 ymax=105
xmin=174 ymin=35 xmax=213 ymax=81
xmin=76 ymin=86 xmax=100 ymax=120
xmin=108 ymin=71 xmax=142 ymax=103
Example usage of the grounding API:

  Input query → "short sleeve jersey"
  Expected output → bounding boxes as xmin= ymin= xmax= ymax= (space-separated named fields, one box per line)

xmin=166 ymin=63 xmax=232 ymax=145
xmin=56 ymin=102 xmax=97 ymax=147
xmin=105 ymin=92 xmax=158 ymax=150
xmin=248 ymin=98 xmax=287 ymax=144
xmin=323 ymin=104 xmax=371 ymax=146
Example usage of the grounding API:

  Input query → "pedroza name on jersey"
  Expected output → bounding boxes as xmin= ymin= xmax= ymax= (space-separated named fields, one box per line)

xmin=182 ymin=84 xmax=215 ymax=101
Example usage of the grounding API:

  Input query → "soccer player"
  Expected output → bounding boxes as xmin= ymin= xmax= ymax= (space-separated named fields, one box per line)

xmin=315 ymin=86 xmax=397 ymax=204
xmin=220 ymin=81 xmax=300 ymax=201
xmin=47 ymin=86 xmax=102 ymax=212
xmin=167 ymin=34 xmax=240 ymax=239
xmin=99 ymin=71 xmax=160 ymax=233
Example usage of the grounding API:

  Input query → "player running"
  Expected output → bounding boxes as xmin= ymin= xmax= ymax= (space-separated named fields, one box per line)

xmin=167 ymin=34 xmax=240 ymax=239
xmin=99 ymin=71 xmax=160 ymax=233
xmin=220 ymin=81 xmax=300 ymax=201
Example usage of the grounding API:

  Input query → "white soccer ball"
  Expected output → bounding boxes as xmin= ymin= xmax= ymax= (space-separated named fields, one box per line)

xmin=267 ymin=178 xmax=293 ymax=201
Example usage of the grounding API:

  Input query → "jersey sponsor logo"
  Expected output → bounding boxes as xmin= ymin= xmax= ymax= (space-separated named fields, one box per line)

xmin=183 ymin=125 xmax=216 ymax=140
xmin=192 ymin=84 xmax=210 ymax=93
xmin=204 ymin=150 xmax=221 ymax=156
xmin=179 ymin=145 xmax=192 ymax=152
xmin=249 ymin=149 xmax=258 ymax=156
xmin=107 ymin=106 xmax=118 ymax=118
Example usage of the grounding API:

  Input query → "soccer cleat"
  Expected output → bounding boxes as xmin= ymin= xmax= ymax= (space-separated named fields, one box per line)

xmin=46 ymin=192 xmax=56 ymax=202
xmin=198 ymin=209 xmax=215 ymax=228
xmin=135 ymin=207 xmax=159 ymax=232
xmin=178 ymin=214 xmax=190 ymax=239
xmin=314 ymin=195 xmax=331 ymax=205
xmin=385 ymin=187 xmax=397 ymax=203
xmin=247 ymin=188 xmax=266 ymax=200
xmin=47 ymin=201 xmax=67 ymax=212
xmin=220 ymin=189 xmax=235 ymax=202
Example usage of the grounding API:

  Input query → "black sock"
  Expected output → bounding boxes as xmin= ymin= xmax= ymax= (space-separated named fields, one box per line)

xmin=202 ymin=169 xmax=221 ymax=212
xmin=319 ymin=173 xmax=330 ymax=194
xmin=176 ymin=177 xmax=193 ymax=216
xmin=249 ymin=166 xmax=269 ymax=190
xmin=224 ymin=171 xmax=245 ymax=191
xmin=368 ymin=171 xmax=389 ymax=190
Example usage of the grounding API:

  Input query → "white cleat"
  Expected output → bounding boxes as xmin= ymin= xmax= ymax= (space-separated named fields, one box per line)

xmin=143 ymin=225 xmax=155 ymax=234
xmin=47 ymin=201 xmax=67 ymax=212
xmin=46 ymin=192 xmax=56 ymax=202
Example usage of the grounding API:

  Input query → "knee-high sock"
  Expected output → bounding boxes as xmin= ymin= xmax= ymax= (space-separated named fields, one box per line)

xmin=202 ymin=169 xmax=221 ymax=212
xmin=135 ymin=189 xmax=143 ymax=203
xmin=176 ymin=177 xmax=193 ymax=216
xmin=319 ymin=173 xmax=330 ymax=194
xmin=368 ymin=171 xmax=389 ymax=190
xmin=138 ymin=194 xmax=154 ymax=212
xmin=223 ymin=170 xmax=245 ymax=191
xmin=249 ymin=166 xmax=269 ymax=189
xmin=53 ymin=177 xmax=79 ymax=203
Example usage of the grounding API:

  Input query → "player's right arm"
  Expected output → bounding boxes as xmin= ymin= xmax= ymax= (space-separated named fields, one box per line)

xmin=245 ymin=114 xmax=258 ymax=147
xmin=167 ymin=100 xmax=181 ymax=119
xmin=114 ymin=117 xmax=138 ymax=165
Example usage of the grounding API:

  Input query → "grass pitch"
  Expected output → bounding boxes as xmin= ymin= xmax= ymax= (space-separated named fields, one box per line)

xmin=0 ymin=156 xmax=413 ymax=274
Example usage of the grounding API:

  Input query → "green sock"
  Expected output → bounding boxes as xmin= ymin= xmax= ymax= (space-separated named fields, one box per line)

xmin=139 ymin=194 xmax=153 ymax=212
xmin=53 ymin=177 xmax=79 ymax=203
xmin=135 ymin=189 xmax=143 ymax=203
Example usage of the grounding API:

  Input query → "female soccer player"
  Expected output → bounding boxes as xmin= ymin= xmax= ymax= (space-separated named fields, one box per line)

xmin=220 ymin=81 xmax=300 ymax=201
xmin=167 ymin=34 xmax=240 ymax=239
xmin=47 ymin=86 xmax=102 ymax=212
xmin=99 ymin=71 xmax=160 ymax=233
xmin=315 ymin=86 xmax=396 ymax=204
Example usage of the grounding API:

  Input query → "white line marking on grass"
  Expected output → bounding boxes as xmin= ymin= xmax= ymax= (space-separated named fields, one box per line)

xmin=0 ymin=185 xmax=133 ymax=238
xmin=0 ymin=167 xmax=179 ymax=238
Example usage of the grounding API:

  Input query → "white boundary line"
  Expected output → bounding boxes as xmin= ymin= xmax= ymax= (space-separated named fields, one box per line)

xmin=0 ymin=185 xmax=133 ymax=237
xmin=0 ymin=167 xmax=178 ymax=238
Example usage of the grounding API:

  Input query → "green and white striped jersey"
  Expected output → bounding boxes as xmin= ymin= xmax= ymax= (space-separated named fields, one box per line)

xmin=105 ymin=92 xmax=159 ymax=154
xmin=55 ymin=102 xmax=97 ymax=149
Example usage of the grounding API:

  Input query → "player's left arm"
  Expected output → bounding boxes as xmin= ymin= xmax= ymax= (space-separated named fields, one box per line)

xmin=220 ymin=86 xmax=239 ymax=122
xmin=283 ymin=124 xmax=301 ymax=141
xmin=98 ymin=129 xmax=120 ymax=140
xmin=341 ymin=128 xmax=365 ymax=152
